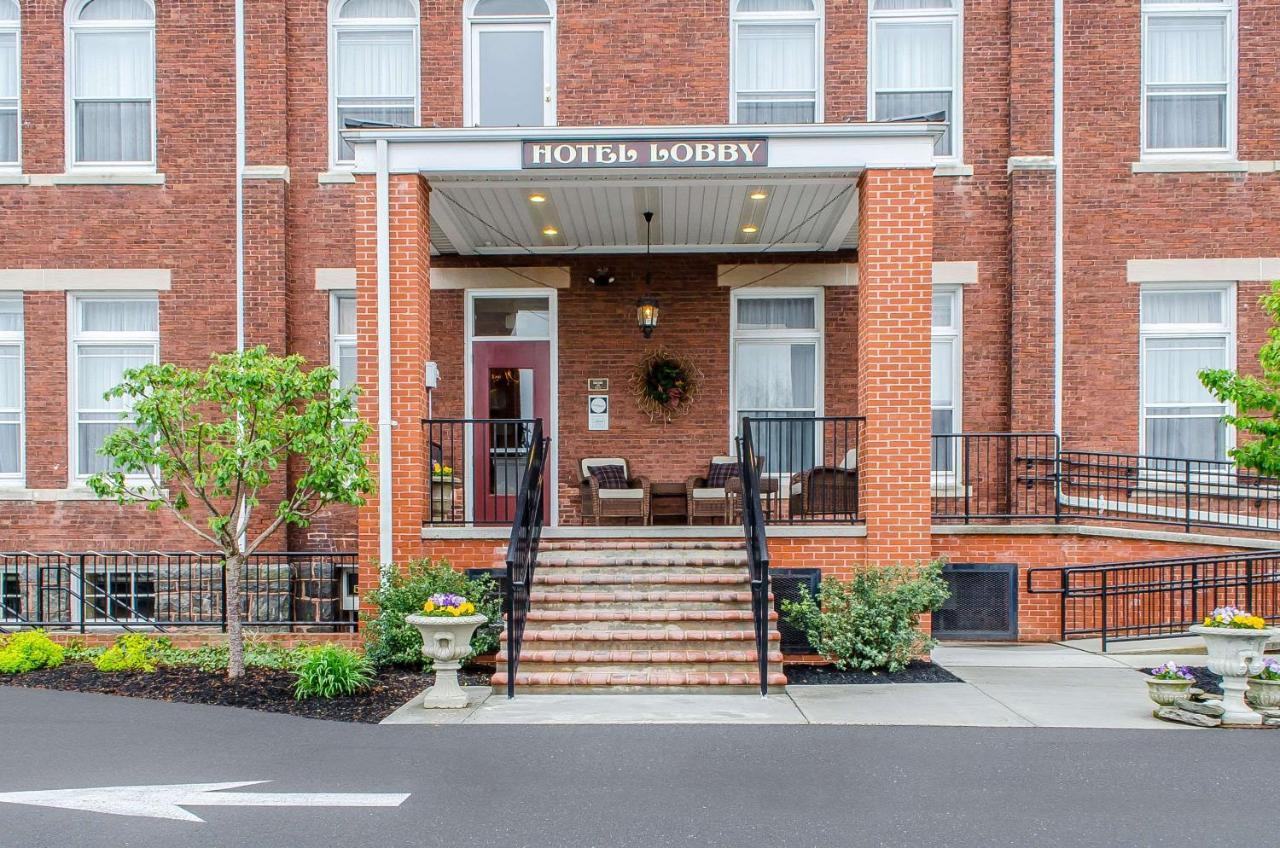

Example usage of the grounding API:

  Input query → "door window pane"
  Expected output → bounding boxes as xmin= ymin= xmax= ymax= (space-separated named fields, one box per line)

xmin=476 ymin=29 xmax=545 ymax=127
xmin=473 ymin=296 xmax=550 ymax=337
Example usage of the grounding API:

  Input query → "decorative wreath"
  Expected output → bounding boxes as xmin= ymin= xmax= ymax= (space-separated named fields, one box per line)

xmin=631 ymin=349 xmax=702 ymax=423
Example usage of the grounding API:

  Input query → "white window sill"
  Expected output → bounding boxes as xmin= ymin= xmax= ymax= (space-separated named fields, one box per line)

xmin=1131 ymin=159 xmax=1268 ymax=174
xmin=935 ymin=163 xmax=974 ymax=178
xmin=0 ymin=487 xmax=104 ymax=502
xmin=0 ymin=172 xmax=28 ymax=185
xmin=318 ymin=170 xmax=357 ymax=185
xmin=25 ymin=172 xmax=167 ymax=186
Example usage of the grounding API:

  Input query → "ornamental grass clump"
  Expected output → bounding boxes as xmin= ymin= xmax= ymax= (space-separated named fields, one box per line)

xmin=0 ymin=630 xmax=65 ymax=674
xmin=1202 ymin=606 xmax=1268 ymax=630
xmin=1148 ymin=660 xmax=1195 ymax=682
xmin=292 ymin=645 xmax=374 ymax=700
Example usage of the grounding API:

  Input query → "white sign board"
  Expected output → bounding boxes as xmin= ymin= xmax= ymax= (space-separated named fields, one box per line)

xmin=588 ymin=395 xmax=609 ymax=431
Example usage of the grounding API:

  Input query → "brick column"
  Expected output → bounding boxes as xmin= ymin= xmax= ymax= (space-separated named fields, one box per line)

xmin=354 ymin=173 xmax=431 ymax=592
xmin=856 ymin=169 xmax=934 ymax=566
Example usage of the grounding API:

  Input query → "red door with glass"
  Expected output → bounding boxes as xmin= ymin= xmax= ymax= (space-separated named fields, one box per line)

xmin=471 ymin=338 xmax=551 ymax=524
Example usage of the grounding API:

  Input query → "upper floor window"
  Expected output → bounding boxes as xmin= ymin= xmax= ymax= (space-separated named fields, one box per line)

xmin=731 ymin=0 xmax=821 ymax=125
xmin=331 ymin=291 xmax=357 ymax=392
xmin=869 ymin=0 xmax=961 ymax=159
xmin=66 ymin=0 xmax=155 ymax=169
xmin=1141 ymin=0 xmax=1235 ymax=157
xmin=465 ymin=0 xmax=555 ymax=127
xmin=931 ymin=286 xmax=962 ymax=474
xmin=329 ymin=0 xmax=419 ymax=168
xmin=0 ymin=296 xmax=22 ymax=482
xmin=0 ymin=0 xmax=18 ymax=169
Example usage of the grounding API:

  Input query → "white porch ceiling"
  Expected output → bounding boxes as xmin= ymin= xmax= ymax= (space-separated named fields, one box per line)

xmin=426 ymin=175 xmax=860 ymax=256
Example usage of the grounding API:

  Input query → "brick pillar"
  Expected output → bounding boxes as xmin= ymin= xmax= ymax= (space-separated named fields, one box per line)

xmin=856 ymin=169 xmax=934 ymax=566
xmin=354 ymin=173 xmax=431 ymax=594
xmin=1009 ymin=170 xmax=1057 ymax=432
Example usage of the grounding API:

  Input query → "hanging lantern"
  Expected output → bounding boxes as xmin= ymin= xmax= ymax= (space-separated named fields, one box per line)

xmin=636 ymin=293 xmax=660 ymax=338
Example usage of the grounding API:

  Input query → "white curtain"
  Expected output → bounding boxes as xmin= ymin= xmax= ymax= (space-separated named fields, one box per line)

xmin=737 ymin=0 xmax=814 ymax=13
xmin=1144 ymin=336 xmax=1227 ymax=461
xmin=873 ymin=20 xmax=954 ymax=153
xmin=335 ymin=294 xmax=357 ymax=336
xmin=0 ymin=31 xmax=15 ymax=164
xmin=80 ymin=298 xmax=157 ymax=332
xmin=336 ymin=30 xmax=415 ymax=99
xmin=1145 ymin=15 xmax=1228 ymax=150
xmin=1141 ymin=289 xmax=1223 ymax=325
xmin=737 ymin=297 xmax=816 ymax=330
xmin=0 ymin=297 xmax=18 ymax=332
xmin=74 ymin=29 xmax=153 ymax=163
xmin=0 ymin=344 xmax=19 ymax=475
xmin=77 ymin=344 xmax=154 ymax=475
xmin=337 ymin=342 xmax=357 ymax=391
xmin=736 ymin=342 xmax=816 ymax=411
xmin=735 ymin=23 xmax=816 ymax=124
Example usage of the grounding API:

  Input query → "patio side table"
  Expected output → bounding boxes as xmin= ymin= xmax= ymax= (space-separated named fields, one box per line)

xmin=649 ymin=482 xmax=688 ymax=525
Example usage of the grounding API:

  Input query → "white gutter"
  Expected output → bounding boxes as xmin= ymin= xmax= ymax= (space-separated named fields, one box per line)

xmin=375 ymin=139 xmax=393 ymax=566
xmin=1052 ymin=0 xmax=1064 ymax=437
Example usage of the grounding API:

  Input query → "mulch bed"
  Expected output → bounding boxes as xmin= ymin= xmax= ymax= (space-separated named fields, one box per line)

xmin=784 ymin=661 xmax=961 ymax=685
xmin=2 ymin=663 xmax=494 ymax=723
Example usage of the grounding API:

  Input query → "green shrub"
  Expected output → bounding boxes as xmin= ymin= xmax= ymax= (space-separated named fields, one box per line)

xmin=94 ymin=634 xmax=163 ymax=673
xmin=0 ymin=630 xmax=66 ymax=674
xmin=153 ymin=640 xmax=308 ymax=673
xmin=293 ymin=645 xmax=374 ymax=700
xmin=782 ymin=562 xmax=950 ymax=673
xmin=61 ymin=640 xmax=105 ymax=664
xmin=364 ymin=559 xmax=502 ymax=669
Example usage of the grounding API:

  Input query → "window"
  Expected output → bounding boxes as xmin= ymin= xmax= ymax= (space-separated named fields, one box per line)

xmin=66 ymin=0 xmax=155 ymax=168
xmin=465 ymin=0 xmax=554 ymax=128
xmin=931 ymin=287 xmax=962 ymax=474
xmin=70 ymin=295 xmax=158 ymax=479
xmin=1141 ymin=0 xmax=1235 ymax=156
xmin=329 ymin=0 xmax=419 ymax=167
xmin=869 ymin=0 xmax=961 ymax=158
xmin=86 ymin=569 xmax=155 ymax=620
xmin=0 ymin=296 xmax=21 ymax=482
xmin=1140 ymin=285 xmax=1233 ymax=462
xmin=730 ymin=0 xmax=821 ymax=124
xmin=331 ymin=291 xmax=356 ymax=392
xmin=731 ymin=291 xmax=823 ymax=475
xmin=0 ymin=0 xmax=18 ymax=169
xmin=0 ymin=570 xmax=20 ymax=620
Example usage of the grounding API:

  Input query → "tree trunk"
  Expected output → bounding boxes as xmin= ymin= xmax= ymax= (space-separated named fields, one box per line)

xmin=226 ymin=552 xmax=245 ymax=679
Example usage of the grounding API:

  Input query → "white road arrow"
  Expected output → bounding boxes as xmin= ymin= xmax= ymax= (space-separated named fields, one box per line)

xmin=0 ymin=781 xmax=411 ymax=822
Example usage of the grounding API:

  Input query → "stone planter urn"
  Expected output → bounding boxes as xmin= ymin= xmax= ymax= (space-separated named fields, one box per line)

xmin=1146 ymin=677 xmax=1194 ymax=707
xmin=430 ymin=476 xmax=459 ymax=521
xmin=1246 ymin=677 xmax=1280 ymax=711
xmin=1189 ymin=624 xmax=1279 ymax=725
xmin=406 ymin=612 xmax=487 ymax=708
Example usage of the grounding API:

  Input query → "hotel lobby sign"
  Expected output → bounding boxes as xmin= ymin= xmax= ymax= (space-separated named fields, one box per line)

xmin=522 ymin=138 xmax=768 ymax=169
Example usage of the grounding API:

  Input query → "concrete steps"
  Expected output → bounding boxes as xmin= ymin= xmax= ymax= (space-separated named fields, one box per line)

xmin=495 ymin=540 xmax=786 ymax=694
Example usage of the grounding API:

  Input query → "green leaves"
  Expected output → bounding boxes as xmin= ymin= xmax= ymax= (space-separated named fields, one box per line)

xmin=292 ymin=645 xmax=374 ymax=700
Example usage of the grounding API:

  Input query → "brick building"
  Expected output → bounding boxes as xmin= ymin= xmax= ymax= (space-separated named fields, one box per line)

xmin=1 ymin=0 xmax=1278 ymax=686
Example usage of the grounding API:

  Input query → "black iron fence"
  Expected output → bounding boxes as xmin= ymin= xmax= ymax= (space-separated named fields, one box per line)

xmin=503 ymin=420 xmax=550 ymax=698
xmin=931 ymin=433 xmax=1060 ymax=522
xmin=0 ymin=551 xmax=358 ymax=633
xmin=1027 ymin=550 xmax=1280 ymax=649
xmin=744 ymin=415 xmax=865 ymax=524
xmin=423 ymin=418 xmax=542 ymax=526
xmin=738 ymin=418 xmax=773 ymax=696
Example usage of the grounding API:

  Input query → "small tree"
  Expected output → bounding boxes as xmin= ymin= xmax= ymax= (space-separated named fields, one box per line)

xmin=1201 ymin=281 xmax=1280 ymax=477
xmin=87 ymin=346 xmax=374 ymax=678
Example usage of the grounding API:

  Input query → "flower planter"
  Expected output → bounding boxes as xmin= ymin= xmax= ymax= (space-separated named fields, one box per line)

xmin=1145 ymin=677 xmax=1194 ymax=707
xmin=1189 ymin=624 xmax=1279 ymax=725
xmin=1246 ymin=677 xmax=1280 ymax=710
xmin=406 ymin=613 xmax=488 ymax=708
xmin=430 ymin=477 xmax=459 ymax=521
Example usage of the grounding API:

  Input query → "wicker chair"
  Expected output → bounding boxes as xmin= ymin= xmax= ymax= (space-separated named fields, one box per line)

xmin=578 ymin=457 xmax=651 ymax=525
xmin=685 ymin=455 xmax=741 ymax=525
xmin=789 ymin=448 xmax=859 ymax=519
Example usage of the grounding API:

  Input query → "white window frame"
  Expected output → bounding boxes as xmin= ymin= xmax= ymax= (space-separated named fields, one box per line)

xmin=1138 ymin=282 xmax=1235 ymax=464
xmin=65 ymin=0 xmax=157 ymax=172
xmin=0 ymin=0 xmax=20 ymax=172
xmin=931 ymin=285 xmax=963 ymax=482
xmin=67 ymin=292 xmax=159 ymax=483
xmin=462 ymin=0 xmax=556 ymax=128
xmin=0 ymin=295 xmax=23 ymax=485
xmin=1140 ymin=0 xmax=1236 ymax=160
xmin=728 ymin=288 xmax=825 ymax=469
xmin=729 ymin=0 xmax=824 ymax=125
xmin=868 ymin=0 xmax=963 ymax=163
xmin=330 ymin=289 xmax=357 ymax=393
xmin=327 ymin=0 xmax=420 ymax=170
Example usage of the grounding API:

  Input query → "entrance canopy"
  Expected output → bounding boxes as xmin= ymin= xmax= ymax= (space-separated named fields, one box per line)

xmin=346 ymin=123 xmax=942 ymax=255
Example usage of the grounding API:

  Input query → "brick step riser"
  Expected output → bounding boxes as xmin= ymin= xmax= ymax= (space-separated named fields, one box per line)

xmin=536 ymin=574 xmax=752 ymax=587
xmin=509 ymin=541 xmax=747 ymax=554
xmin=527 ymin=611 xmax=773 ymax=623
xmin=536 ymin=562 xmax=748 ymax=574
xmin=529 ymin=603 xmax=752 ymax=614
xmin=498 ymin=650 xmax=784 ymax=664
xmin=506 ymin=662 xmax=772 ymax=676
xmin=490 ymin=671 xmax=790 ymax=690
xmin=500 ymin=639 xmax=776 ymax=653
xmin=521 ymin=620 xmax=773 ymax=633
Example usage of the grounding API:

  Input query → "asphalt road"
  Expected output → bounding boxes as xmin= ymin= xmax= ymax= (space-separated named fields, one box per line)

xmin=0 ymin=685 xmax=1272 ymax=848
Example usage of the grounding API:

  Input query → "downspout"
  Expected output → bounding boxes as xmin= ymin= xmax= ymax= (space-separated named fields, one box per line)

xmin=1052 ymin=0 xmax=1064 ymax=438
xmin=375 ymin=139 xmax=393 ymax=567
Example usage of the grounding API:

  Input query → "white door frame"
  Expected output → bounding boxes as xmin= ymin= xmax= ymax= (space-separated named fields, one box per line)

xmin=463 ymin=13 xmax=557 ymax=128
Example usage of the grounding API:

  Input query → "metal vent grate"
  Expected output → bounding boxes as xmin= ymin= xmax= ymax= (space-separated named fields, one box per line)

xmin=771 ymin=568 xmax=822 ymax=654
xmin=934 ymin=563 xmax=1018 ymax=640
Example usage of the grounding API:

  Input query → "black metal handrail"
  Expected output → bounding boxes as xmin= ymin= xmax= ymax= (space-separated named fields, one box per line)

xmin=422 ymin=417 xmax=541 ymax=526
xmin=930 ymin=432 xmax=1061 ymax=523
xmin=1027 ymin=549 xmax=1280 ymax=649
xmin=503 ymin=419 xmax=550 ymax=698
xmin=737 ymin=419 xmax=772 ymax=696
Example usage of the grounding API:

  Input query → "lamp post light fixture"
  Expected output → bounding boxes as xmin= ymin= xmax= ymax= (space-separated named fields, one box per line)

xmin=636 ymin=210 xmax=660 ymax=338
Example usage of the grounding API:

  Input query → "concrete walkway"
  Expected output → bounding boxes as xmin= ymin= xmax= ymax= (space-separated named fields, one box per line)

xmin=383 ymin=643 xmax=1196 ymax=729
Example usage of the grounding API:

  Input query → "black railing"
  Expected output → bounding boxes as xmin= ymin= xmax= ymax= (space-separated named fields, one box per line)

xmin=738 ymin=419 xmax=772 ymax=696
xmin=503 ymin=419 xmax=550 ymax=698
xmin=745 ymin=415 xmax=864 ymax=524
xmin=422 ymin=418 xmax=541 ymax=526
xmin=0 ymin=551 xmax=358 ymax=633
xmin=1027 ymin=550 xmax=1280 ymax=650
xmin=930 ymin=433 xmax=1060 ymax=523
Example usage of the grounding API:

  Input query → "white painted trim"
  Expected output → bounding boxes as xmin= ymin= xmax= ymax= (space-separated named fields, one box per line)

xmin=717 ymin=263 xmax=856 ymax=289
xmin=1131 ymin=159 xmax=1252 ymax=173
xmin=44 ymin=172 xmax=166 ymax=185
xmin=317 ymin=169 xmax=357 ymax=185
xmin=1007 ymin=155 xmax=1056 ymax=172
xmin=1053 ymin=0 xmax=1063 ymax=438
xmin=931 ymin=522 xmax=1280 ymax=551
xmin=934 ymin=163 xmax=973 ymax=177
xmin=424 ymin=523 xmax=868 ymax=540
xmin=431 ymin=266 xmax=569 ymax=290
xmin=315 ymin=267 xmax=358 ymax=290
xmin=0 ymin=487 xmax=111 ymax=501
xmin=0 ymin=269 xmax=171 ymax=291
xmin=241 ymin=165 xmax=290 ymax=182
xmin=0 ymin=174 xmax=30 ymax=185
xmin=0 ymin=8 xmax=19 ymax=172
xmin=375 ymin=139 xmax=393 ymax=567
xmin=1127 ymin=257 xmax=1280 ymax=283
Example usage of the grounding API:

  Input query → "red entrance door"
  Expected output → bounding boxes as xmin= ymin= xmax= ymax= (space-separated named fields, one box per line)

xmin=471 ymin=339 xmax=551 ymax=524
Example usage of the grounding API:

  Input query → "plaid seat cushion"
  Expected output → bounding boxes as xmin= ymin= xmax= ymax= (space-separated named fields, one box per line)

xmin=706 ymin=460 xmax=739 ymax=488
xmin=590 ymin=464 xmax=629 ymax=490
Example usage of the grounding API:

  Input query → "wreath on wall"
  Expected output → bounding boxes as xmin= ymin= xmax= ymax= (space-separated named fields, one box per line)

xmin=631 ymin=349 xmax=702 ymax=424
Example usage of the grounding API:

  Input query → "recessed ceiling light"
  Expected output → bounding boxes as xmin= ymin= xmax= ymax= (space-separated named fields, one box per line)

xmin=542 ymin=226 xmax=559 ymax=237
xmin=529 ymin=193 xmax=547 ymax=204
xmin=749 ymin=190 xmax=768 ymax=201
xmin=741 ymin=224 xmax=758 ymax=234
